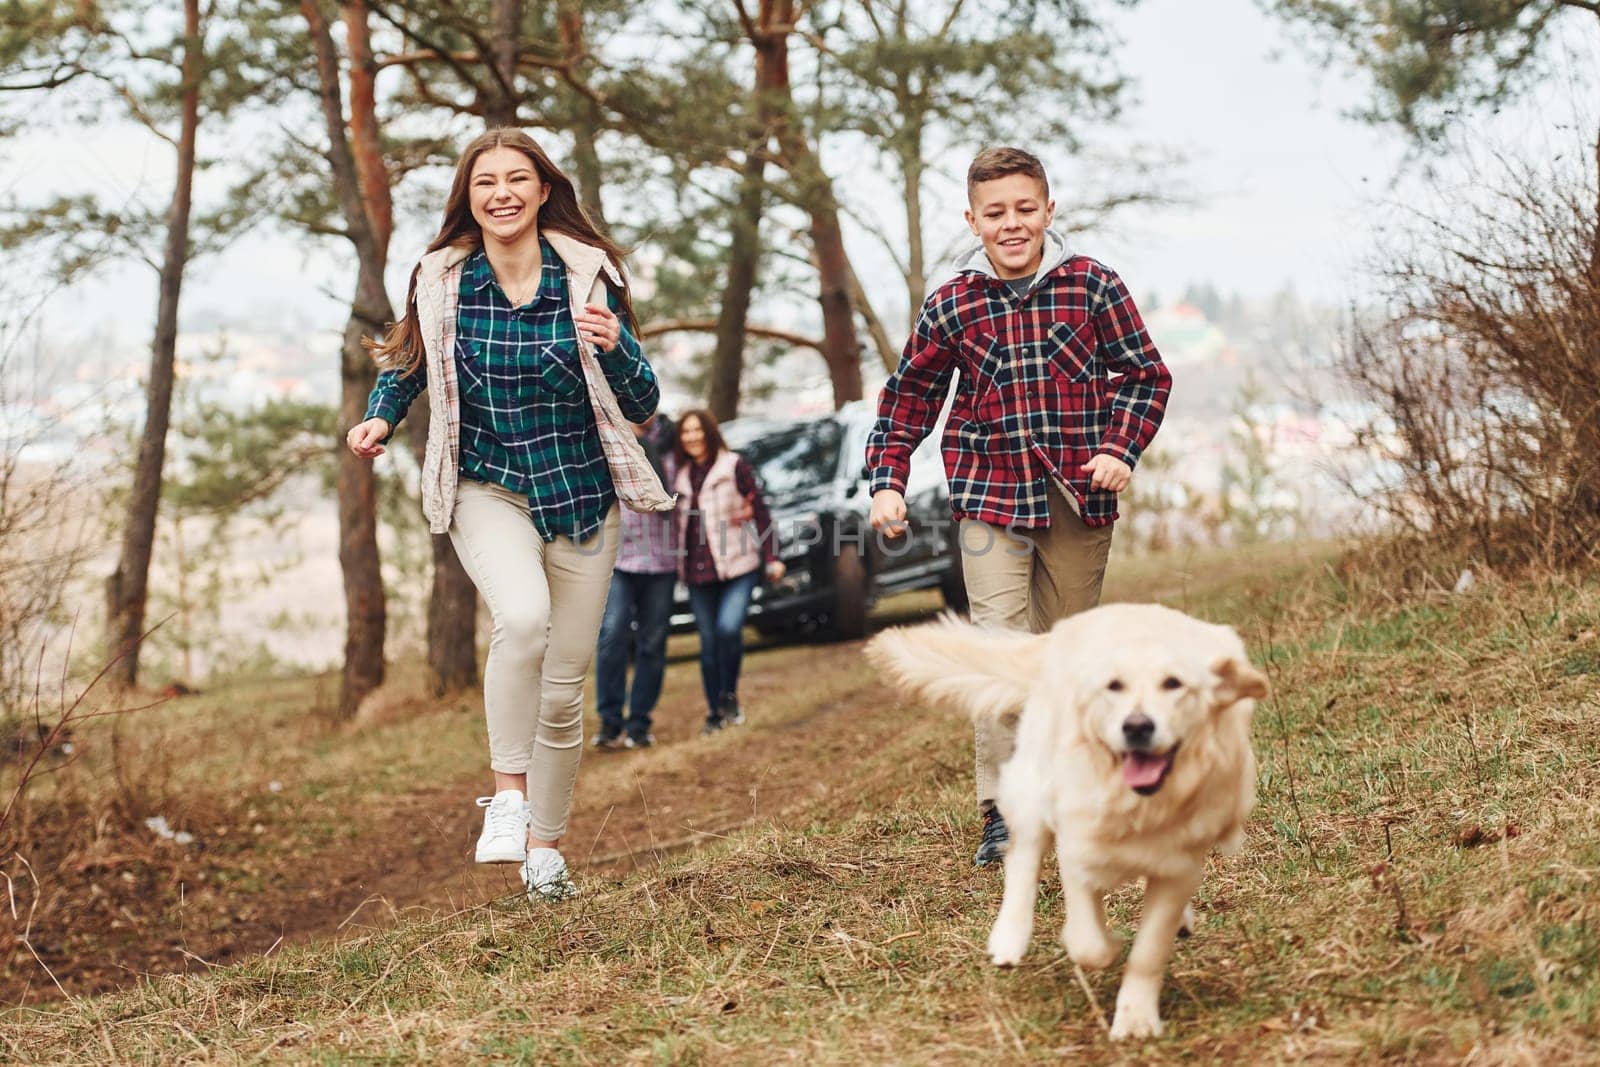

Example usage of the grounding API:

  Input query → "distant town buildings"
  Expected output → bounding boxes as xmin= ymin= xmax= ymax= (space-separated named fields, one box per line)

xmin=9 ymin=286 xmax=1384 ymax=679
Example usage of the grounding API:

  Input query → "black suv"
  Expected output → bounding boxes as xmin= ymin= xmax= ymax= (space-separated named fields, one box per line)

xmin=671 ymin=400 xmax=966 ymax=640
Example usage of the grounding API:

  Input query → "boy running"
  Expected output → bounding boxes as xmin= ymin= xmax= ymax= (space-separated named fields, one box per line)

xmin=866 ymin=147 xmax=1172 ymax=867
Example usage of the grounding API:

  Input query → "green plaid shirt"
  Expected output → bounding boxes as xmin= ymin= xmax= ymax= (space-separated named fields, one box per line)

xmin=365 ymin=240 xmax=659 ymax=542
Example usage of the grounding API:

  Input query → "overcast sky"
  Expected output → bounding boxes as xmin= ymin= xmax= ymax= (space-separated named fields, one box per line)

xmin=6 ymin=0 xmax=1596 ymax=361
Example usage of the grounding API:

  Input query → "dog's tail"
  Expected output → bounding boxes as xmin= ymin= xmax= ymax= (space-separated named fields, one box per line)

xmin=864 ymin=614 xmax=1044 ymax=722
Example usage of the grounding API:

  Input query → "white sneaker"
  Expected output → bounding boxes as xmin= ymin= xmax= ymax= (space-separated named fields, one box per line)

xmin=474 ymin=790 xmax=530 ymax=863
xmin=521 ymin=847 xmax=577 ymax=900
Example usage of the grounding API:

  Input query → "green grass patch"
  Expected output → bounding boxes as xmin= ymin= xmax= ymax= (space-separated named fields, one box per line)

xmin=5 ymin=548 xmax=1600 ymax=1063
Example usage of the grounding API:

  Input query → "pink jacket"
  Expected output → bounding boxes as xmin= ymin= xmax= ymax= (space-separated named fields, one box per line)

xmin=674 ymin=450 xmax=764 ymax=581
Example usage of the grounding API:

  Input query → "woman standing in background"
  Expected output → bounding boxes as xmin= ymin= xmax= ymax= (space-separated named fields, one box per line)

xmin=673 ymin=409 xmax=784 ymax=735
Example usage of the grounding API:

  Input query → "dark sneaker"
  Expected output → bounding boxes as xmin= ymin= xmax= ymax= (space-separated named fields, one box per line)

xmin=721 ymin=694 xmax=745 ymax=726
xmin=624 ymin=734 xmax=655 ymax=749
xmin=974 ymin=803 xmax=1009 ymax=868
xmin=700 ymin=718 xmax=723 ymax=737
xmin=591 ymin=732 xmax=625 ymax=751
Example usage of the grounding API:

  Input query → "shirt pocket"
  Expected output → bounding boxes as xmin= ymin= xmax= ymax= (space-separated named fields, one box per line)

xmin=958 ymin=331 xmax=1007 ymax=403
xmin=1045 ymin=320 xmax=1096 ymax=385
xmin=535 ymin=344 xmax=588 ymax=401
xmin=454 ymin=336 xmax=488 ymax=396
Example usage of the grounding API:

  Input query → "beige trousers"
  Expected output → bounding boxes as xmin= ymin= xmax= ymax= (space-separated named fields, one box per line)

xmin=448 ymin=480 xmax=619 ymax=841
xmin=959 ymin=482 xmax=1114 ymax=804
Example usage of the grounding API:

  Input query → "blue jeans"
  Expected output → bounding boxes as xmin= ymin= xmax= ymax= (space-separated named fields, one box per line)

xmin=593 ymin=570 xmax=677 ymax=740
xmin=686 ymin=568 xmax=760 ymax=722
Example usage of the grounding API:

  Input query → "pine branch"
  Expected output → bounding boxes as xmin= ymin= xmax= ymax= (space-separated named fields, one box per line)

xmin=641 ymin=317 xmax=824 ymax=351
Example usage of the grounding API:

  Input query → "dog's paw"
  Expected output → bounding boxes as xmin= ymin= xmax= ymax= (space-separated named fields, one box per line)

xmin=986 ymin=922 xmax=1030 ymax=967
xmin=1178 ymin=902 xmax=1196 ymax=939
xmin=1062 ymin=924 xmax=1121 ymax=971
xmin=1109 ymin=1000 xmax=1164 ymax=1041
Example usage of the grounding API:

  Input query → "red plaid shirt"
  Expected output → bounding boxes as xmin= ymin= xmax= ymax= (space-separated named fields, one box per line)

xmin=867 ymin=255 xmax=1171 ymax=529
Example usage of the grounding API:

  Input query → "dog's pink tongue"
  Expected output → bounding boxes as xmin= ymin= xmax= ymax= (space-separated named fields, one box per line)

xmin=1122 ymin=752 xmax=1170 ymax=790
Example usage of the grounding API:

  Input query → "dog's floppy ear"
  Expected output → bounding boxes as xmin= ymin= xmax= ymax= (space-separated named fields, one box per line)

xmin=865 ymin=614 xmax=1045 ymax=721
xmin=1210 ymin=655 xmax=1269 ymax=708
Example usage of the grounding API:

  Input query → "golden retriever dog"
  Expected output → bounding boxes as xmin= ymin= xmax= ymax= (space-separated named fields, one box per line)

xmin=866 ymin=603 xmax=1267 ymax=1040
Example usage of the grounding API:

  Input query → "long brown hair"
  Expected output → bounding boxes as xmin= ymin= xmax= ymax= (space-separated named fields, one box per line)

xmin=365 ymin=128 xmax=637 ymax=376
xmin=674 ymin=408 xmax=727 ymax=468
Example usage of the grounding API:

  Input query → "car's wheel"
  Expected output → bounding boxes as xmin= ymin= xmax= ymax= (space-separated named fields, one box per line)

xmin=940 ymin=562 xmax=970 ymax=614
xmin=830 ymin=541 xmax=869 ymax=640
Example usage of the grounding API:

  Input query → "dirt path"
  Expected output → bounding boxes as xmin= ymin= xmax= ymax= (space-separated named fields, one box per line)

xmin=2 ymin=601 xmax=941 ymax=1005
xmin=6 ymin=549 xmax=1305 ymax=1004
xmin=298 ymin=634 xmax=916 ymax=938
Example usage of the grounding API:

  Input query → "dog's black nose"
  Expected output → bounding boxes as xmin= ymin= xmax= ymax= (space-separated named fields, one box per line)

xmin=1122 ymin=713 xmax=1155 ymax=748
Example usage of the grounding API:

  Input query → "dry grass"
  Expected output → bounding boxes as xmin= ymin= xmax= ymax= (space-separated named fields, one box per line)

xmin=4 ymin=542 xmax=1599 ymax=1063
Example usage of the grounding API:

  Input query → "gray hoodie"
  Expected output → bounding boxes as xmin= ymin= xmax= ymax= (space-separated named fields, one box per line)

xmin=938 ymin=227 xmax=1074 ymax=295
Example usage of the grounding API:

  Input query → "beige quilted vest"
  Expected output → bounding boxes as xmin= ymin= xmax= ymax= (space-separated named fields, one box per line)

xmin=410 ymin=234 xmax=675 ymax=535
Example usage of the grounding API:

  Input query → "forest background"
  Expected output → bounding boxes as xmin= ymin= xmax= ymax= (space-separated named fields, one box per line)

xmin=1 ymin=0 xmax=1597 ymax=794
xmin=3 ymin=3 xmax=1600 ymax=1057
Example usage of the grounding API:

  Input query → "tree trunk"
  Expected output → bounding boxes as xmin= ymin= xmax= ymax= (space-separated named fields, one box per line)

xmin=709 ymin=152 xmax=766 ymax=421
xmin=558 ymin=7 xmax=608 ymax=229
xmin=485 ymin=0 xmax=521 ymax=126
xmin=847 ymin=257 xmax=898 ymax=374
xmin=899 ymin=116 xmax=927 ymax=328
xmin=1591 ymin=122 xmax=1600 ymax=291
xmin=704 ymin=1 xmax=795 ymax=420
xmin=103 ymin=0 xmax=202 ymax=687
xmin=305 ymin=0 xmax=390 ymax=717
xmin=334 ymin=313 xmax=386 ymax=718
xmin=570 ymin=97 xmax=609 ymax=229
xmin=406 ymin=408 xmax=478 ymax=695
xmin=343 ymin=1 xmax=390 ymax=250
xmin=798 ymin=170 xmax=864 ymax=408
xmin=425 ymin=537 xmax=479 ymax=695
xmin=344 ymin=2 xmax=475 ymax=692
xmin=762 ymin=0 xmax=861 ymax=408
xmin=347 ymin=0 xmax=478 ymax=694
xmin=1583 ymin=122 xmax=1600 ymax=520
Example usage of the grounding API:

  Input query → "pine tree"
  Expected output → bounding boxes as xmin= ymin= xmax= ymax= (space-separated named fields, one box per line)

xmin=1265 ymin=1 xmax=1600 ymax=281
xmin=1 ymin=0 xmax=278 ymax=687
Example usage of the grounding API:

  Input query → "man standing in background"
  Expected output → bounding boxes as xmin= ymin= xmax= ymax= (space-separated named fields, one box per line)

xmin=592 ymin=415 xmax=679 ymax=749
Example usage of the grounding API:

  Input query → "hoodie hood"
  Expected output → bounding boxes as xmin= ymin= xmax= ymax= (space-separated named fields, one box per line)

xmin=940 ymin=227 xmax=1072 ymax=294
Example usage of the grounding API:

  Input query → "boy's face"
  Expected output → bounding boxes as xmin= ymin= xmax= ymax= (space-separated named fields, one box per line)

xmin=964 ymin=173 xmax=1055 ymax=281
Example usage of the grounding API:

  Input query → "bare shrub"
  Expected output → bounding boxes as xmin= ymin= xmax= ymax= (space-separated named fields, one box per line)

xmin=0 ymin=279 xmax=179 ymax=1002
xmin=0 ymin=296 xmax=95 ymax=730
xmin=1341 ymin=135 xmax=1600 ymax=568
xmin=0 ymin=453 xmax=89 ymax=719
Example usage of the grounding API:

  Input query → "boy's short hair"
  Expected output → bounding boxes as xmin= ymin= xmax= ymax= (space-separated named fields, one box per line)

xmin=966 ymin=147 xmax=1049 ymax=202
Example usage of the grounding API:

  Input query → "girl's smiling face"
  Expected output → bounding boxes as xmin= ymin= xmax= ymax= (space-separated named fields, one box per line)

xmin=469 ymin=146 xmax=549 ymax=247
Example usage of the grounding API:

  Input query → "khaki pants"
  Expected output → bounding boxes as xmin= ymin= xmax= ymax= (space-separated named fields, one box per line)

xmin=958 ymin=482 xmax=1114 ymax=804
xmin=448 ymin=480 xmax=619 ymax=841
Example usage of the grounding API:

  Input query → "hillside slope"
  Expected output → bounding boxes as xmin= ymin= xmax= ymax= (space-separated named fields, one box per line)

xmin=5 ymin=545 xmax=1599 ymax=1064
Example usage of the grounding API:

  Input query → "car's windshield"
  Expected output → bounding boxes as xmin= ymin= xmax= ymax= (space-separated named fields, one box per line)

xmin=732 ymin=420 xmax=845 ymax=500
